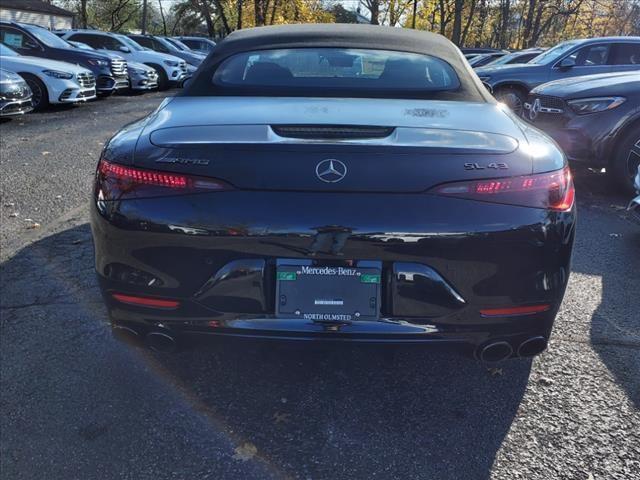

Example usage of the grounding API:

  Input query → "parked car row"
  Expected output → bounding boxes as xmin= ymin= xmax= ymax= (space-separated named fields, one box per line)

xmin=0 ymin=20 xmax=216 ymax=115
xmin=476 ymin=37 xmax=640 ymax=114
xmin=469 ymin=37 xmax=640 ymax=193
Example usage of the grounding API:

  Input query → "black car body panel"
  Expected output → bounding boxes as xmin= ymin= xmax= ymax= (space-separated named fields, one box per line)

xmin=526 ymin=72 xmax=640 ymax=166
xmin=0 ymin=21 xmax=122 ymax=93
xmin=91 ymin=25 xmax=576 ymax=357
xmin=92 ymin=191 xmax=573 ymax=345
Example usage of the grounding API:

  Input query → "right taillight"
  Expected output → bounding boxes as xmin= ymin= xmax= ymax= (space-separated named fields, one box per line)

xmin=430 ymin=166 xmax=574 ymax=211
xmin=95 ymin=158 xmax=232 ymax=200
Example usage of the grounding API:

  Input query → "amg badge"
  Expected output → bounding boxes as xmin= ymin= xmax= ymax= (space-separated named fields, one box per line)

xmin=156 ymin=158 xmax=210 ymax=165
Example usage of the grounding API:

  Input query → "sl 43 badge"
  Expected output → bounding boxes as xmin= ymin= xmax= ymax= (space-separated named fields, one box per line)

xmin=464 ymin=162 xmax=509 ymax=170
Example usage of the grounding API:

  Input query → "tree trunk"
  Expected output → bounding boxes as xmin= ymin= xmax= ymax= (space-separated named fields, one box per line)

xmin=212 ymin=0 xmax=232 ymax=35
xmin=475 ymin=0 xmax=488 ymax=47
xmin=80 ymin=0 xmax=88 ymax=28
xmin=461 ymin=0 xmax=477 ymax=47
xmin=521 ymin=0 xmax=537 ymax=49
xmin=254 ymin=0 xmax=266 ymax=26
xmin=158 ymin=0 xmax=167 ymax=36
xmin=237 ymin=0 xmax=243 ymax=29
xmin=499 ymin=0 xmax=511 ymax=49
xmin=269 ymin=0 xmax=279 ymax=25
xmin=451 ymin=0 xmax=465 ymax=46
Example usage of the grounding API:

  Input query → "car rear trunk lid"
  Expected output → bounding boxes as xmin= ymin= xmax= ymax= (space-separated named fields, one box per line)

xmin=134 ymin=97 xmax=531 ymax=193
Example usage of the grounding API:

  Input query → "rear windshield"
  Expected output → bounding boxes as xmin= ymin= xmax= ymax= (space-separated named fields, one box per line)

xmin=211 ymin=48 xmax=460 ymax=97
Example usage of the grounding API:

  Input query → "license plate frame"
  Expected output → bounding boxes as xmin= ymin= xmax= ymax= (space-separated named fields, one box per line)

xmin=275 ymin=260 xmax=381 ymax=321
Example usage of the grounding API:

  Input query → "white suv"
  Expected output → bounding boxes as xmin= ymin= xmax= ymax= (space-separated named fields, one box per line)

xmin=57 ymin=30 xmax=187 ymax=90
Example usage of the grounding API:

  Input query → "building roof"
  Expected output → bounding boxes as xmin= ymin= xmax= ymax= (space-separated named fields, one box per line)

xmin=0 ymin=0 xmax=74 ymax=17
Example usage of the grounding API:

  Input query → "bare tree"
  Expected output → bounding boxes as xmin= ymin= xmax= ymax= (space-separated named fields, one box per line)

xmin=254 ymin=0 xmax=267 ymax=26
xmin=361 ymin=0 xmax=381 ymax=25
xmin=237 ymin=0 xmax=243 ymax=29
xmin=450 ymin=0 xmax=465 ymax=45
xmin=158 ymin=0 xmax=167 ymax=35
xmin=108 ymin=0 xmax=140 ymax=31
xmin=80 ymin=0 xmax=88 ymax=28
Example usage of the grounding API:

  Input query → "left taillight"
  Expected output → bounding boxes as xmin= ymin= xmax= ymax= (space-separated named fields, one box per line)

xmin=429 ymin=166 xmax=574 ymax=211
xmin=95 ymin=158 xmax=232 ymax=200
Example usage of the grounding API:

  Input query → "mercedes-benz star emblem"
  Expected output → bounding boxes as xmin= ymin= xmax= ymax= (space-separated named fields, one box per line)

xmin=316 ymin=159 xmax=347 ymax=183
xmin=529 ymin=98 xmax=541 ymax=121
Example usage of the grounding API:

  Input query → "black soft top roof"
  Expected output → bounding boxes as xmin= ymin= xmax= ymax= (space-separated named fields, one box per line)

xmin=185 ymin=24 xmax=492 ymax=102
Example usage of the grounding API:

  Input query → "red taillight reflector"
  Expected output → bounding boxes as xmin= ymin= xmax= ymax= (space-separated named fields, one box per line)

xmin=100 ymin=160 xmax=189 ymax=188
xmin=112 ymin=293 xmax=180 ymax=309
xmin=97 ymin=159 xmax=230 ymax=199
xmin=432 ymin=166 xmax=574 ymax=211
xmin=480 ymin=304 xmax=551 ymax=317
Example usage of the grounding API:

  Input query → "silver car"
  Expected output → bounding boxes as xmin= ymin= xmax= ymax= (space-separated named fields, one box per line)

xmin=0 ymin=68 xmax=32 ymax=116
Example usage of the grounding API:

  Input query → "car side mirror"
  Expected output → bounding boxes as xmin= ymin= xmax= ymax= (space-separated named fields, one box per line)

xmin=559 ymin=58 xmax=576 ymax=69
xmin=119 ymin=46 xmax=130 ymax=53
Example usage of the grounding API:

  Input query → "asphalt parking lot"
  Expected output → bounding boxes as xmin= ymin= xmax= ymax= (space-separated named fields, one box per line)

xmin=1 ymin=94 xmax=639 ymax=480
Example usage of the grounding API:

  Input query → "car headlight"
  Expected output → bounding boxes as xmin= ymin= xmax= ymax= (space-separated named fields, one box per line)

xmin=163 ymin=60 xmax=179 ymax=67
xmin=43 ymin=70 xmax=74 ymax=80
xmin=567 ymin=97 xmax=626 ymax=115
xmin=87 ymin=58 xmax=109 ymax=67
xmin=131 ymin=68 xmax=147 ymax=75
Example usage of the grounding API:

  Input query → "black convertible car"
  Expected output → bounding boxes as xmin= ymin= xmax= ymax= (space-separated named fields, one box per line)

xmin=525 ymin=71 xmax=640 ymax=193
xmin=91 ymin=25 xmax=576 ymax=361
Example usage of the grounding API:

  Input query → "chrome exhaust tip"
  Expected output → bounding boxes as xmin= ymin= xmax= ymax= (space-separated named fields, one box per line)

xmin=476 ymin=341 xmax=513 ymax=363
xmin=517 ymin=336 xmax=548 ymax=357
xmin=144 ymin=331 xmax=177 ymax=353
xmin=111 ymin=324 xmax=142 ymax=346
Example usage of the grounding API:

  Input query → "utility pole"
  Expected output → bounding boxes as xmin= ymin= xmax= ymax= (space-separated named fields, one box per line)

xmin=141 ymin=0 xmax=148 ymax=34
xmin=412 ymin=0 xmax=417 ymax=29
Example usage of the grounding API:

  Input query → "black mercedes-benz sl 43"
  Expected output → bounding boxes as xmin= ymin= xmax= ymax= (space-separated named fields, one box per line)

xmin=525 ymin=71 xmax=640 ymax=194
xmin=91 ymin=24 xmax=576 ymax=361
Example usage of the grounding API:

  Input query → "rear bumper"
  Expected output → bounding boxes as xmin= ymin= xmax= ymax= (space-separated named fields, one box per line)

xmin=106 ymin=297 xmax=561 ymax=350
xmin=91 ymin=189 xmax=575 ymax=348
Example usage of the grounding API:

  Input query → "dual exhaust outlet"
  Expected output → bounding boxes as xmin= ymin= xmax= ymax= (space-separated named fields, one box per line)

xmin=112 ymin=325 xmax=178 ymax=353
xmin=114 ymin=325 xmax=547 ymax=360
xmin=476 ymin=336 xmax=548 ymax=362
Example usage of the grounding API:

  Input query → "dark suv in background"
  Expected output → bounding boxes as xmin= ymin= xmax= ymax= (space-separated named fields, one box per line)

xmin=0 ymin=21 xmax=128 ymax=95
xmin=476 ymin=37 xmax=640 ymax=114
xmin=128 ymin=34 xmax=205 ymax=67
xmin=525 ymin=71 xmax=640 ymax=193
xmin=172 ymin=36 xmax=216 ymax=55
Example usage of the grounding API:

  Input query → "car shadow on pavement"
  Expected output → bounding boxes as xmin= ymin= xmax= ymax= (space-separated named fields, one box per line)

xmin=572 ymin=170 xmax=640 ymax=409
xmin=0 ymin=223 xmax=533 ymax=479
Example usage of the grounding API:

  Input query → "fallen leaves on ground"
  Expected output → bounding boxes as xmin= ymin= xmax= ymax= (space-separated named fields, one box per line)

xmin=233 ymin=442 xmax=258 ymax=462
xmin=272 ymin=412 xmax=291 ymax=425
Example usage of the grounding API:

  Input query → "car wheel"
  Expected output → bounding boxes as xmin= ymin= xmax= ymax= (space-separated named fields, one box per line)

xmin=147 ymin=64 xmax=169 ymax=91
xmin=495 ymin=87 xmax=526 ymax=116
xmin=20 ymin=73 xmax=49 ymax=111
xmin=609 ymin=127 xmax=640 ymax=195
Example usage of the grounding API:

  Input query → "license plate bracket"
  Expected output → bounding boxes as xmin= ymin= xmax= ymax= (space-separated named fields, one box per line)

xmin=275 ymin=260 xmax=381 ymax=321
